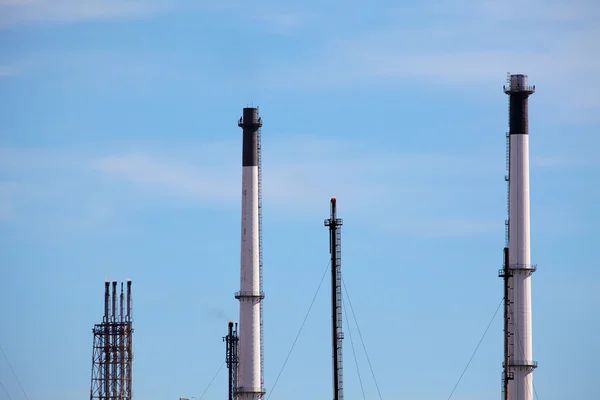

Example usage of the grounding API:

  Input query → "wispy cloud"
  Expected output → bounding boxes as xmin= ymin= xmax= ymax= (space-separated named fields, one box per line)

xmin=92 ymin=136 xmax=501 ymax=208
xmin=251 ymin=11 xmax=317 ymax=36
xmin=0 ymin=182 xmax=20 ymax=220
xmin=91 ymin=152 xmax=239 ymax=202
xmin=417 ymin=0 xmax=593 ymax=22
xmin=0 ymin=137 xmax=507 ymax=236
xmin=0 ymin=65 xmax=20 ymax=77
xmin=384 ymin=217 xmax=502 ymax=237
xmin=0 ymin=0 xmax=245 ymax=27
xmin=258 ymin=0 xmax=600 ymax=110
xmin=531 ymin=152 xmax=600 ymax=169
xmin=2 ymin=133 xmax=596 ymax=236
xmin=0 ymin=0 xmax=174 ymax=27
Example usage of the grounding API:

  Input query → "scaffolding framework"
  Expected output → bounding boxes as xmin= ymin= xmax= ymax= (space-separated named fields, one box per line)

xmin=90 ymin=280 xmax=133 ymax=400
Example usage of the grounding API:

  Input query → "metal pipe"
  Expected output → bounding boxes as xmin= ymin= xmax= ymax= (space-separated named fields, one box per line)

xmin=111 ymin=281 xmax=117 ymax=397
xmin=503 ymin=247 xmax=511 ymax=400
xmin=127 ymin=280 xmax=132 ymax=322
xmin=104 ymin=281 xmax=110 ymax=397
xmin=120 ymin=283 xmax=125 ymax=398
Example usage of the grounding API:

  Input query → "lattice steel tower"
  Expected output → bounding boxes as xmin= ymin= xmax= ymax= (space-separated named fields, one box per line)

xmin=90 ymin=280 xmax=133 ymax=400
xmin=325 ymin=198 xmax=344 ymax=400
xmin=224 ymin=321 xmax=240 ymax=400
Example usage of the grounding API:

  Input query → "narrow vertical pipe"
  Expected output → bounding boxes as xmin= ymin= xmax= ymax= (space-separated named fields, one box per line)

xmin=120 ymin=283 xmax=125 ymax=398
xmin=111 ymin=281 xmax=117 ymax=397
xmin=229 ymin=322 xmax=234 ymax=400
xmin=127 ymin=280 xmax=132 ymax=322
xmin=104 ymin=282 xmax=110 ymax=322
xmin=112 ymin=281 xmax=117 ymax=321
xmin=120 ymin=283 xmax=124 ymax=323
xmin=234 ymin=322 xmax=239 ymax=395
xmin=104 ymin=281 xmax=110 ymax=398
xmin=503 ymin=247 xmax=511 ymax=400
xmin=126 ymin=280 xmax=132 ymax=398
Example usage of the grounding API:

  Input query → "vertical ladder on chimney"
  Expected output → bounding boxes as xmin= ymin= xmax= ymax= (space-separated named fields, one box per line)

xmin=504 ymin=132 xmax=510 ymax=246
xmin=257 ymin=118 xmax=265 ymax=393
xmin=334 ymin=226 xmax=344 ymax=400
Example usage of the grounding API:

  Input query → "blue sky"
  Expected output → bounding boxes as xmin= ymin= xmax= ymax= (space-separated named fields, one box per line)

xmin=0 ymin=0 xmax=599 ymax=399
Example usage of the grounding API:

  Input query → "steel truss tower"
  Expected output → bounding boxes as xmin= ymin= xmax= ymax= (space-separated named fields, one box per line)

xmin=90 ymin=280 xmax=133 ymax=400
xmin=224 ymin=321 xmax=240 ymax=400
xmin=325 ymin=198 xmax=344 ymax=400
xmin=499 ymin=73 xmax=537 ymax=400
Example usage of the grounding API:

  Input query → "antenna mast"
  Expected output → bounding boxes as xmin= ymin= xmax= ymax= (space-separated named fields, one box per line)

xmin=325 ymin=197 xmax=344 ymax=400
xmin=224 ymin=321 xmax=240 ymax=400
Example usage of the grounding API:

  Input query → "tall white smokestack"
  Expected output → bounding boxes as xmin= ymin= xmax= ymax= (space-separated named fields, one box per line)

xmin=502 ymin=74 xmax=537 ymax=400
xmin=235 ymin=107 xmax=265 ymax=400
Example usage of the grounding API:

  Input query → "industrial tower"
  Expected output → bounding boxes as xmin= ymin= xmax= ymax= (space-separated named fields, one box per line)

xmin=224 ymin=321 xmax=240 ymax=400
xmin=90 ymin=280 xmax=133 ymax=400
xmin=235 ymin=107 xmax=265 ymax=399
xmin=499 ymin=74 xmax=537 ymax=400
xmin=325 ymin=198 xmax=344 ymax=400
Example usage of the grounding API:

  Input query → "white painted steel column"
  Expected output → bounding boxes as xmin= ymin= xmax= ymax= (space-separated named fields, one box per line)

xmin=238 ymin=166 xmax=261 ymax=398
xmin=236 ymin=108 xmax=264 ymax=400
xmin=508 ymin=133 xmax=534 ymax=400
xmin=505 ymin=74 xmax=536 ymax=400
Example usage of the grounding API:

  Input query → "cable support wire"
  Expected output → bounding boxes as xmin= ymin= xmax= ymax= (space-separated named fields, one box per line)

xmin=342 ymin=296 xmax=366 ymax=400
xmin=341 ymin=277 xmax=384 ymax=400
xmin=0 ymin=344 xmax=29 ymax=400
xmin=0 ymin=380 xmax=13 ymax=400
xmin=267 ymin=260 xmax=331 ymax=400
xmin=198 ymin=361 xmax=225 ymax=400
xmin=507 ymin=302 xmax=540 ymax=400
xmin=446 ymin=297 xmax=503 ymax=400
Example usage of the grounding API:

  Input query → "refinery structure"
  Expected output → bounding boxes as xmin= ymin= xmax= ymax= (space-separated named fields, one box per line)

xmin=90 ymin=280 xmax=133 ymax=400
xmin=87 ymin=74 xmax=538 ymax=400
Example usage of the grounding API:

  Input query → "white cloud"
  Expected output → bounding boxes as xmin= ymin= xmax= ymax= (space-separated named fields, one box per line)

xmin=385 ymin=217 xmax=502 ymax=237
xmin=0 ymin=65 xmax=20 ymax=76
xmin=0 ymin=182 xmax=22 ymax=220
xmin=258 ymin=1 xmax=600 ymax=111
xmin=85 ymin=136 xmax=504 ymax=237
xmin=479 ymin=0 xmax=593 ymax=22
xmin=531 ymin=154 xmax=600 ymax=169
xmin=0 ymin=201 xmax=14 ymax=219
xmin=0 ymin=0 xmax=174 ymax=26
xmin=0 ymin=0 xmax=242 ymax=26
xmin=0 ymin=137 xmax=495 ymax=229
xmin=251 ymin=11 xmax=317 ymax=36
xmin=91 ymin=152 xmax=239 ymax=202
xmin=2 ymin=134 xmax=594 ymax=236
